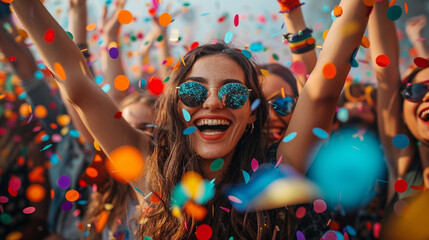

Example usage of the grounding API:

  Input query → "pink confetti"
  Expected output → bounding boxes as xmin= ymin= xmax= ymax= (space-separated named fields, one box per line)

xmin=185 ymin=221 xmax=188 ymax=231
xmin=220 ymin=206 xmax=230 ymax=213
xmin=234 ymin=14 xmax=239 ymax=27
xmin=313 ymin=199 xmax=327 ymax=213
xmin=0 ymin=196 xmax=8 ymax=204
xmin=228 ymin=195 xmax=243 ymax=204
xmin=23 ymin=207 xmax=36 ymax=214
xmin=373 ymin=222 xmax=381 ymax=238
xmin=251 ymin=158 xmax=259 ymax=172
xmin=73 ymin=209 xmax=81 ymax=217
xmin=290 ymin=61 xmax=307 ymax=75
xmin=274 ymin=155 xmax=282 ymax=168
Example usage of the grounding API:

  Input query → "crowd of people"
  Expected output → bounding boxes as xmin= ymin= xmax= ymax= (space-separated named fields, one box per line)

xmin=0 ymin=0 xmax=428 ymax=239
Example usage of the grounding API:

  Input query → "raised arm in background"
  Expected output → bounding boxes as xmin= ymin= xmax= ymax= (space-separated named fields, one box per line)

xmin=368 ymin=0 xmax=414 ymax=200
xmin=279 ymin=0 xmax=317 ymax=93
xmin=406 ymin=15 xmax=429 ymax=58
xmin=10 ymin=1 xmax=151 ymax=165
xmin=277 ymin=0 xmax=372 ymax=173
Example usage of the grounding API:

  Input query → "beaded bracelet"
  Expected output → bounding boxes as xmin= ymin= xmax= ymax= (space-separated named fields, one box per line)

xmin=282 ymin=28 xmax=313 ymax=43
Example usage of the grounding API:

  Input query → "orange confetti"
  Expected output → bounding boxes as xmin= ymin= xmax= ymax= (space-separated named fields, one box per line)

xmin=114 ymin=75 xmax=130 ymax=91
xmin=94 ymin=140 xmax=101 ymax=151
xmin=362 ymin=0 xmax=376 ymax=7
xmin=34 ymin=105 xmax=48 ymax=118
xmin=404 ymin=2 xmax=408 ymax=14
xmin=165 ymin=56 xmax=174 ymax=67
xmin=149 ymin=192 xmax=162 ymax=203
xmin=1 ymin=0 xmax=15 ymax=3
xmin=65 ymin=190 xmax=80 ymax=202
xmin=117 ymin=10 xmax=133 ymax=25
xmin=172 ymin=60 xmax=181 ymax=70
xmin=26 ymin=184 xmax=45 ymax=203
xmin=86 ymin=23 xmax=97 ymax=31
xmin=54 ymin=62 xmax=66 ymax=80
xmin=323 ymin=29 xmax=330 ymax=40
xmin=86 ymin=167 xmax=98 ymax=178
xmin=106 ymin=146 xmax=145 ymax=183
xmin=322 ymin=63 xmax=337 ymax=79
xmin=184 ymin=201 xmax=207 ymax=220
xmin=333 ymin=6 xmax=343 ymax=17
xmin=57 ymin=114 xmax=71 ymax=126
xmin=95 ymin=210 xmax=110 ymax=233
xmin=389 ymin=0 xmax=396 ymax=7
xmin=260 ymin=69 xmax=269 ymax=76
xmin=361 ymin=35 xmax=370 ymax=48
xmin=159 ymin=12 xmax=172 ymax=27
xmin=281 ymin=88 xmax=286 ymax=98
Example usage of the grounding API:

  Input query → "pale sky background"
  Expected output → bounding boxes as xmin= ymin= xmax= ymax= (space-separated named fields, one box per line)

xmin=22 ymin=0 xmax=429 ymax=83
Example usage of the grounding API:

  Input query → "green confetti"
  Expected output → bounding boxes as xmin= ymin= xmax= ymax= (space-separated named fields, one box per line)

xmin=156 ymin=35 xmax=164 ymax=42
xmin=210 ymin=158 xmax=224 ymax=172
xmin=66 ymin=31 xmax=74 ymax=40
xmin=163 ymin=76 xmax=170 ymax=83
xmin=272 ymin=53 xmax=279 ymax=61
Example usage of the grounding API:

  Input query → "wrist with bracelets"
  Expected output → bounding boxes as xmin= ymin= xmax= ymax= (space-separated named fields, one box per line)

xmin=283 ymin=28 xmax=315 ymax=54
xmin=76 ymin=43 xmax=90 ymax=58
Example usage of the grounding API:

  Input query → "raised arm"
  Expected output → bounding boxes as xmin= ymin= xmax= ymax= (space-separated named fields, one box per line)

xmin=278 ymin=0 xmax=372 ymax=173
xmin=405 ymin=15 xmax=429 ymax=58
xmin=278 ymin=0 xmax=317 ymax=93
xmin=368 ymin=0 xmax=413 ymax=187
xmin=100 ymin=0 xmax=129 ymax=106
xmin=10 ymin=0 xmax=150 ymax=160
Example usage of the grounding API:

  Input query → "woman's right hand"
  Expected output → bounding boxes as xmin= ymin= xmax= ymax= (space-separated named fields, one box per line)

xmin=406 ymin=15 xmax=427 ymax=42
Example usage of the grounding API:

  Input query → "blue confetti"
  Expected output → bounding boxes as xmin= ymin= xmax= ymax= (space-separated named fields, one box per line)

xmin=312 ymin=128 xmax=329 ymax=139
xmin=101 ymin=84 xmax=111 ymax=93
xmin=350 ymin=48 xmax=359 ymax=68
xmin=69 ymin=129 xmax=81 ymax=138
xmin=337 ymin=107 xmax=349 ymax=123
xmin=201 ymin=13 xmax=210 ymax=16
xmin=77 ymin=200 xmax=88 ymax=205
xmin=224 ymin=31 xmax=233 ymax=44
xmin=387 ymin=5 xmax=402 ymax=21
xmin=50 ymin=154 xmax=59 ymax=165
xmin=345 ymin=225 xmax=356 ymax=236
xmin=249 ymin=42 xmax=263 ymax=52
xmin=250 ymin=99 xmax=260 ymax=111
xmin=392 ymin=134 xmax=409 ymax=149
xmin=182 ymin=108 xmax=191 ymax=122
xmin=95 ymin=75 xmax=104 ymax=85
xmin=34 ymin=70 xmax=44 ymax=79
xmin=183 ymin=126 xmax=197 ymax=135
xmin=134 ymin=187 xmax=145 ymax=196
xmin=241 ymin=49 xmax=252 ymax=58
xmin=283 ymin=132 xmax=297 ymax=143
xmin=18 ymin=92 xmax=27 ymax=100
xmin=242 ymin=170 xmax=250 ymax=184
xmin=41 ymin=134 xmax=50 ymax=142
xmin=40 ymin=144 xmax=52 ymax=151
xmin=270 ymin=32 xmax=280 ymax=38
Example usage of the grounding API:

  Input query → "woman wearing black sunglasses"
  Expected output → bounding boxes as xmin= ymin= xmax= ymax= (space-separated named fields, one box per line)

xmin=10 ymin=0 xmax=372 ymax=238
xmin=368 ymin=0 xmax=429 ymax=235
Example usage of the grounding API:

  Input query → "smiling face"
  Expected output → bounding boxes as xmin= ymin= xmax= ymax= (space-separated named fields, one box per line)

xmin=261 ymin=73 xmax=295 ymax=145
xmin=403 ymin=68 xmax=429 ymax=144
xmin=177 ymin=54 xmax=255 ymax=163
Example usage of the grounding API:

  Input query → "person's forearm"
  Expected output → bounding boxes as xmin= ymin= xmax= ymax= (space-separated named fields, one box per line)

xmin=157 ymin=29 xmax=170 ymax=80
xmin=410 ymin=39 xmax=429 ymax=58
xmin=69 ymin=1 xmax=87 ymax=44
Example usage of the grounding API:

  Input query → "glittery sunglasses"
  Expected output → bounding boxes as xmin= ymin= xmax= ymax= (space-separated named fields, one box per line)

xmin=177 ymin=81 xmax=252 ymax=109
xmin=268 ymin=96 xmax=297 ymax=116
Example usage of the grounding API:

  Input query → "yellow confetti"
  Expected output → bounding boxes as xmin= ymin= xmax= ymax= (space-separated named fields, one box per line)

xmin=93 ymin=140 xmax=101 ymax=151
xmin=181 ymin=56 xmax=186 ymax=66
xmin=86 ymin=23 xmax=97 ymax=31
xmin=260 ymin=69 xmax=269 ymax=76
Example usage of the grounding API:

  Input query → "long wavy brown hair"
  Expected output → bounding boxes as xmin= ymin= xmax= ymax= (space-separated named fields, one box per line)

xmin=138 ymin=41 xmax=295 ymax=239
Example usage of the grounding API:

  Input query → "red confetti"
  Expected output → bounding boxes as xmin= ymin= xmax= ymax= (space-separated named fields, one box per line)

xmin=190 ymin=42 xmax=199 ymax=50
xmin=234 ymin=14 xmax=239 ymax=27
xmin=414 ymin=57 xmax=429 ymax=68
xmin=114 ymin=112 xmax=122 ymax=119
xmin=410 ymin=185 xmax=425 ymax=191
xmin=8 ymin=56 xmax=16 ymax=62
xmin=394 ymin=179 xmax=408 ymax=193
xmin=218 ymin=16 xmax=226 ymax=22
xmin=195 ymin=224 xmax=212 ymax=240
xmin=148 ymin=8 xmax=156 ymax=16
xmin=44 ymin=28 xmax=55 ymax=43
xmin=148 ymin=77 xmax=164 ymax=96
xmin=375 ymin=54 xmax=390 ymax=67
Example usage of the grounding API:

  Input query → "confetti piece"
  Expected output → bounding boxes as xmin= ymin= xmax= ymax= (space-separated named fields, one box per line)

xmin=0 ymin=196 xmax=8 ymax=204
xmin=234 ymin=14 xmax=239 ymax=27
xmin=57 ymin=114 xmax=71 ymax=126
xmin=118 ymin=10 xmax=133 ymax=24
xmin=414 ymin=57 xmax=429 ymax=68
xmin=44 ymin=28 xmax=55 ymax=42
xmin=182 ymin=108 xmax=191 ymax=121
xmin=251 ymin=158 xmax=259 ymax=172
xmin=337 ymin=107 xmax=349 ymax=123
xmin=210 ymin=158 xmax=224 ymax=171
xmin=86 ymin=167 xmax=98 ymax=178
xmin=224 ymin=30 xmax=233 ymax=44
xmin=333 ymin=6 xmax=342 ymax=17
xmin=296 ymin=206 xmax=306 ymax=219
xmin=220 ymin=206 xmax=230 ymax=213
xmin=241 ymin=49 xmax=251 ymax=58
xmin=96 ymin=210 xmax=110 ymax=233
xmin=93 ymin=140 xmax=101 ymax=151
xmin=260 ymin=69 xmax=269 ymax=76
xmin=58 ymin=175 xmax=71 ymax=189
xmin=250 ymin=99 xmax=260 ymax=111
xmin=114 ymin=75 xmax=129 ymax=91
xmin=106 ymin=146 xmax=145 ymax=183
xmin=54 ymin=62 xmax=66 ymax=80
xmin=312 ymin=128 xmax=329 ymax=139
xmin=322 ymin=29 xmax=330 ymax=40
xmin=190 ymin=42 xmax=199 ymax=50
xmin=290 ymin=61 xmax=306 ymax=75
xmin=283 ymin=132 xmax=297 ymax=143
xmin=404 ymin=2 xmax=408 ymax=14
xmin=34 ymin=105 xmax=47 ymax=118
xmin=322 ymin=63 xmax=337 ymax=79
xmin=376 ymin=54 xmax=390 ymax=67
xmin=274 ymin=155 xmax=282 ymax=168
xmin=249 ymin=42 xmax=263 ymax=52
xmin=242 ymin=170 xmax=250 ymax=184
xmin=6 ymin=232 xmax=23 ymax=240
xmin=40 ymin=144 xmax=52 ymax=151
xmin=86 ymin=23 xmax=96 ymax=31
xmin=114 ymin=112 xmax=122 ymax=119
xmin=392 ymin=134 xmax=409 ymax=149
xmin=195 ymin=224 xmax=213 ymax=240
xmin=159 ymin=12 xmax=172 ymax=27
xmin=184 ymin=201 xmax=207 ymax=220
xmin=389 ymin=0 xmax=396 ymax=7
xmin=65 ymin=190 xmax=80 ymax=202
xmin=26 ymin=184 xmax=45 ymax=203
xmin=147 ymin=77 xmax=164 ymax=95
xmin=387 ymin=5 xmax=402 ymax=21
xmin=361 ymin=35 xmax=370 ymax=48
xmin=109 ymin=47 xmax=119 ymax=59
xmin=394 ymin=179 xmax=408 ymax=193
xmin=345 ymin=225 xmax=356 ymax=236
xmin=297 ymin=231 xmax=306 ymax=240
xmin=313 ymin=199 xmax=327 ymax=213
xmin=183 ymin=126 xmax=197 ymax=135
xmin=362 ymin=0 xmax=376 ymax=7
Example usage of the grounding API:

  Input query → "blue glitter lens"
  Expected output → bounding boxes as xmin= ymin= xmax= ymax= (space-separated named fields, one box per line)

xmin=177 ymin=82 xmax=250 ymax=109
xmin=401 ymin=83 xmax=429 ymax=102
xmin=178 ymin=81 xmax=208 ymax=107
xmin=270 ymin=97 xmax=296 ymax=116
xmin=218 ymin=83 xmax=250 ymax=109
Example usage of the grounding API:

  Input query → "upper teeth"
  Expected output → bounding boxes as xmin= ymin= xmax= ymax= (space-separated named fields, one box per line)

xmin=196 ymin=119 xmax=231 ymax=126
xmin=420 ymin=109 xmax=429 ymax=119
